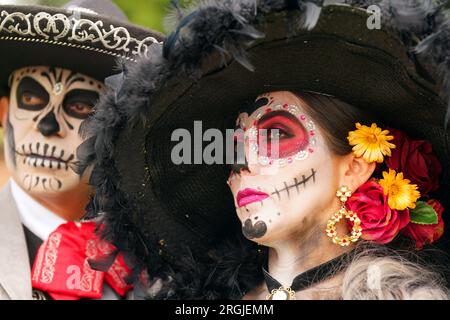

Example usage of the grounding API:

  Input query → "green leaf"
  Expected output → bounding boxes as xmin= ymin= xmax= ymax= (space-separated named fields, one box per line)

xmin=409 ymin=201 xmax=439 ymax=225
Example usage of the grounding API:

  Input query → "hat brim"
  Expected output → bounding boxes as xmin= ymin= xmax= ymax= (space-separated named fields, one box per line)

xmin=0 ymin=4 xmax=164 ymax=89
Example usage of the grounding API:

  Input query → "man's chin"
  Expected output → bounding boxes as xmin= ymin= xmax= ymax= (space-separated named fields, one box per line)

xmin=14 ymin=172 xmax=79 ymax=196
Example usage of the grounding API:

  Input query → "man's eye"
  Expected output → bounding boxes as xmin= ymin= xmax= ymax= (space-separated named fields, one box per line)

xmin=16 ymin=77 xmax=50 ymax=111
xmin=65 ymin=102 xmax=94 ymax=119
xmin=21 ymin=92 xmax=45 ymax=106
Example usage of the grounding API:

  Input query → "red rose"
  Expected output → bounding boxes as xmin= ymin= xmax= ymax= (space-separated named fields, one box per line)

xmin=386 ymin=128 xmax=442 ymax=195
xmin=346 ymin=181 xmax=410 ymax=244
xmin=402 ymin=199 xmax=445 ymax=250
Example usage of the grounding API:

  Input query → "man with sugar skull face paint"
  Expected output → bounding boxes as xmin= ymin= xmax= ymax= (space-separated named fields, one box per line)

xmin=0 ymin=0 xmax=164 ymax=300
xmin=3 ymin=67 xmax=104 ymax=218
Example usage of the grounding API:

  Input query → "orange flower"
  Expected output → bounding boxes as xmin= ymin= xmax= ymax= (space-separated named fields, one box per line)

xmin=379 ymin=169 xmax=420 ymax=211
xmin=347 ymin=123 xmax=395 ymax=163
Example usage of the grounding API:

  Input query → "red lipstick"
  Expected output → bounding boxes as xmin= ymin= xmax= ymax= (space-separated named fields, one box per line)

xmin=236 ymin=188 xmax=269 ymax=207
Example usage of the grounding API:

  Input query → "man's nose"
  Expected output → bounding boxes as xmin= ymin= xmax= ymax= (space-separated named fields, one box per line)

xmin=36 ymin=110 xmax=66 ymax=138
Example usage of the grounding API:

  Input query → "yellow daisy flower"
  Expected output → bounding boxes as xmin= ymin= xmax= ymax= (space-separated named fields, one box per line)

xmin=347 ymin=123 xmax=395 ymax=163
xmin=379 ymin=169 xmax=421 ymax=211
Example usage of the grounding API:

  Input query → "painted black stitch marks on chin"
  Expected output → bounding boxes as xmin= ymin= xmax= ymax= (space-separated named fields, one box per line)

xmin=23 ymin=175 xmax=63 ymax=192
xmin=242 ymin=218 xmax=267 ymax=239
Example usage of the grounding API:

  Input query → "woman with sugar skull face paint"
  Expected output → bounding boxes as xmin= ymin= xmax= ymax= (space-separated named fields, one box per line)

xmin=80 ymin=0 xmax=450 ymax=300
xmin=228 ymin=91 xmax=428 ymax=299
xmin=0 ymin=0 xmax=164 ymax=300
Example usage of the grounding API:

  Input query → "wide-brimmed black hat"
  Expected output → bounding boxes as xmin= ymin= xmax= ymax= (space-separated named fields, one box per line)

xmin=0 ymin=0 xmax=164 ymax=93
xmin=81 ymin=0 xmax=450 ymax=298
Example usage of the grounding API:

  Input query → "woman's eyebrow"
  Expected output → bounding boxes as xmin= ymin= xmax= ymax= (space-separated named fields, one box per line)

xmin=257 ymin=110 xmax=298 ymax=126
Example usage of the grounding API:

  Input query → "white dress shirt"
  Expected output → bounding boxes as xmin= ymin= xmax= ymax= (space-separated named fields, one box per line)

xmin=10 ymin=178 xmax=65 ymax=241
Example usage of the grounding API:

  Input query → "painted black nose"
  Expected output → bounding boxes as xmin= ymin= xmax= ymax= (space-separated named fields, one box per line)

xmin=37 ymin=110 xmax=60 ymax=137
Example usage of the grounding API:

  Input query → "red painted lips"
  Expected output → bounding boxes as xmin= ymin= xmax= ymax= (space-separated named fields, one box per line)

xmin=236 ymin=188 xmax=269 ymax=207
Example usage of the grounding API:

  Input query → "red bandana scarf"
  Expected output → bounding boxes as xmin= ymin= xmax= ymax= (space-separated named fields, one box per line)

xmin=31 ymin=221 xmax=133 ymax=300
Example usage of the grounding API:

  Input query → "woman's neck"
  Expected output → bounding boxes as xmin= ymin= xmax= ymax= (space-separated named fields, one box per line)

xmin=267 ymin=226 xmax=353 ymax=287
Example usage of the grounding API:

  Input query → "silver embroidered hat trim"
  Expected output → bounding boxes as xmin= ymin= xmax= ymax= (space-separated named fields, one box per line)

xmin=0 ymin=10 xmax=162 ymax=61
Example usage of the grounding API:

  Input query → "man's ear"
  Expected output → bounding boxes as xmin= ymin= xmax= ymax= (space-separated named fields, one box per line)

xmin=0 ymin=97 xmax=9 ymax=127
xmin=340 ymin=153 xmax=376 ymax=192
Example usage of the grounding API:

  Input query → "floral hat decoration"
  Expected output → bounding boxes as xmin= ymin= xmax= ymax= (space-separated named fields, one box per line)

xmin=342 ymin=123 xmax=444 ymax=249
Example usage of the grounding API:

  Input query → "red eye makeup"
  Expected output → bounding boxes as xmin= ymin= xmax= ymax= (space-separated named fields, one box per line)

xmin=245 ymin=104 xmax=317 ymax=167
xmin=257 ymin=110 xmax=309 ymax=158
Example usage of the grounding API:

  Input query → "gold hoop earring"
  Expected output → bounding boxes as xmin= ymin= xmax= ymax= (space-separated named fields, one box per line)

xmin=326 ymin=186 xmax=362 ymax=246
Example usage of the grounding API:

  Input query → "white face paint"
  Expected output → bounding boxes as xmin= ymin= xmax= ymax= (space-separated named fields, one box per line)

xmin=228 ymin=91 xmax=341 ymax=245
xmin=3 ymin=66 xmax=105 ymax=197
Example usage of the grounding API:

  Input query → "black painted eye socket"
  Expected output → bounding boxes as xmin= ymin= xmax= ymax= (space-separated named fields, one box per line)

xmin=16 ymin=77 xmax=49 ymax=111
xmin=63 ymin=89 xmax=99 ymax=119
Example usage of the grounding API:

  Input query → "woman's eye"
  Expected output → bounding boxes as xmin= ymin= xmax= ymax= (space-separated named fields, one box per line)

xmin=254 ymin=111 xmax=310 ymax=158
xmin=260 ymin=127 xmax=290 ymax=141
xmin=65 ymin=102 xmax=94 ymax=119
xmin=21 ymin=92 xmax=45 ymax=106
xmin=267 ymin=128 xmax=290 ymax=140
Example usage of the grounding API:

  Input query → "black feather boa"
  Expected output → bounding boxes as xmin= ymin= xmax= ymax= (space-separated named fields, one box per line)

xmin=79 ymin=0 xmax=450 ymax=299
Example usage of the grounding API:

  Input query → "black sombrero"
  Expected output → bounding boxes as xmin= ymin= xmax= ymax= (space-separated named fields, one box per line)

xmin=81 ymin=0 xmax=450 ymax=298
xmin=0 ymin=0 xmax=164 ymax=93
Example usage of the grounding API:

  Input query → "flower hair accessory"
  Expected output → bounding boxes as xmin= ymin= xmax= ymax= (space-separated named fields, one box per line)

xmin=379 ymin=169 xmax=420 ymax=211
xmin=343 ymin=123 xmax=444 ymax=249
xmin=347 ymin=123 xmax=395 ymax=163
